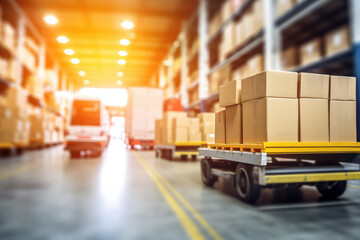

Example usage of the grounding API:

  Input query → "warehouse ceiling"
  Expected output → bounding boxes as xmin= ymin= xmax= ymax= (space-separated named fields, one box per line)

xmin=17 ymin=0 xmax=198 ymax=89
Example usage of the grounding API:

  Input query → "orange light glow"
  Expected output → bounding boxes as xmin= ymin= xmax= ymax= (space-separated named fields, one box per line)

xmin=119 ymin=39 xmax=130 ymax=46
xmin=64 ymin=49 xmax=75 ymax=55
xmin=71 ymin=58 xmax=80 ymax=64
xmin=57 ymin=36 xmax=69 ymax=44
xmin=43 ymin=15 xmax=58 ymax=25
xmin=117 ymin=59 xmax=126 ymax=65
xmin=121 ymin=20 xmax=134 ymax=30
xmin=118 ymin=50 xmax=128 ymax=56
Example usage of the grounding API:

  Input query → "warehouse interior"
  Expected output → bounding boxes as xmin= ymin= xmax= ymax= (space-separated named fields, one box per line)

xmin=1 ymin=0 xmax=360 ymax=239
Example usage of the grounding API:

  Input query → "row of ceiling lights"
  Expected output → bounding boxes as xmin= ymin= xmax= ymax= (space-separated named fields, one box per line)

xmin=43 ymin=14 xmax=134 ymax=86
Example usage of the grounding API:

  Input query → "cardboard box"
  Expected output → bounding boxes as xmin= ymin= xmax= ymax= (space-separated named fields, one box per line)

xmin=162 ymin=111 xmax=187 ymax=145
xmin=300 ymin=38 xmax=321 ymax=65
xmin=189 ymin=118 xmax=200 ymax=130
xmin=198 ymin=113 xmax=215 ymax=125
xmin=243 ymin=54 xmax=263 ymax=78
xmin=241 ymin=76 xmax=254 ymax=103
xmin=243 ymin=98 xmax=298 ymax=143
xmin=215 ymin=110 xmax=226 ymax=143
xmin=174 ymin=127 xmax=188 ymax=142
xmin=189 ymin=131 xmax=202 ymax=142
xmin=281 ymin=46 xmax=297 ymax=70
xmin=330 ymin=75 xmax=356 ymax=101
xmin=299 ymin=98 xmax=329 ymax=142
xmin=222 ymin=0 xmax=233 ymax=23
xmin=254 ymin=71 xmax=298 ymax=99
xmin=325 ymin=26 xmax=350 ymax=57
xmin=225 ymin=105 xmax=242 ymax=144
xmin=209 ymin=11 xmax=222 ymax=37
xmin=276 ymin=0 xmax=295 ymax=17
xmin=219 ymin=80 xmax=241 ymax=107
xmin=299 ymin=72 xmax=329 ymax=99
xmin=253 ymin=0 xmax=263 ymax=34
xmin=203 ymin=132 xmax=215 ymax=143
xmin=330 ymin=100 xmax=356 ymax=142
xmin=155 ymin=119 xmax=162 ymax=145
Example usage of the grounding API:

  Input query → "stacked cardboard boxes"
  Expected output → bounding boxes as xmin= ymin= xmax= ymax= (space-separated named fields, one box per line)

xmin=155 ymin=111 xmax=215 ymax=145
xmin=215 ymin=71 xmax=357 ymax=144
xmin=329 ymin=75 xmax=356 ymax=142
xmin=0 ymin=87 xmax=30 ymax=145
xmin=325 ymin=26 xmax=350 ymax=57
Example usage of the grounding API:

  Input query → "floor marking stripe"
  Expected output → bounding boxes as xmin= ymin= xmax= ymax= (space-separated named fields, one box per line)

xmin=132 ymin=151 xmax=205 ymax=240
xmin=0 ymin=162 xmax=39 ymax=181
xmin=154 ymin=171 xmax=223 ymax=240
xmin=348 ymin=184 xmax=360 ymax=189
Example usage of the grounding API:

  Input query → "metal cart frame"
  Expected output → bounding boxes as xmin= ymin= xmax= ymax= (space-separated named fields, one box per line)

xmin=155 ymin=142 xmax=205 ymax=160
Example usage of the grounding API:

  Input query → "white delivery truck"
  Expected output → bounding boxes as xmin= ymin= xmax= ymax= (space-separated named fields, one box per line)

xmin=65 ymin=95 xmax=110 ymax=158
xmin=125 ymin=87 xmax=163 ymax=149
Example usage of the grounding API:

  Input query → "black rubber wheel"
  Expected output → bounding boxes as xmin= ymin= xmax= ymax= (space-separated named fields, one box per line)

xmin=70 ymin=151 xmax=81 ymax=158
xmin=201 ymin=158 xmax=217 ymax=187
xmin=191 ymin=155 xmax=197 ymax=161
xmin=316 ymin=181 xmax=347 ymax=198
xmin=155 ymin=150 xmax=160 ymax=158
xmin=168 ymin=150 xmax=173 ymax=160
xmin=180 ymin=155 xmax=187 ymax=160
xmin=235 ymin=164 xmax=260 ymax=204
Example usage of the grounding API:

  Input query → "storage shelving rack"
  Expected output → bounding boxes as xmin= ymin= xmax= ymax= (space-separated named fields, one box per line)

xmin=0 ymin=0 xmax=71 ymax=149
xmin=154 ymin=0 xmax=360 ymax=140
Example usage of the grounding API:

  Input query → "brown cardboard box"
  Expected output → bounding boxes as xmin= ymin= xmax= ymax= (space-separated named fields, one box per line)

xmin=330 ymin=100 xmax=356 ymax=142
xmin=325 ymin=26 xmax=350 ymax=57
xmin=253 ymin=0 xmax=263 ymax=34
xmin=219 ymin=80 xmax=241 ymax=107
xmin=174 ymin=127 xmax=188 ymax=143
xmin=276 ymin=0 xmax=295 ymax=17
xmin=189 ymin=118 xmax=200 ymax=130
xmin=209 ymin=11 xmax=222 ymax=37
xmin=222 ymin=0 xmax=233 ymax=23
xmin=162 ymin=111 xmax=187 ymax=145
xmin=203 ymin=132 xmax=215 ymax=143
xmin=215 ymin=110 xmax=226 ymax=143
xmin=155 ymin=119 xmax=162 ymax=145
xmin=300 ymin=38 xmax=321 ymax=65
xmin=254 ymin=71 xmax=298 ymax=99
xmin=241 ymin=76 xmax=254 ymax=103
xmin=330 ymin=75 xmax=356 ymax=101
xmin=299 ymin=73 xmax=329 ymax=99
xmin=299 ymin=98 xmax=329 ymax=142
xmin=245 ymin=54 xmax=263 ymax=79
xmin=225 ymin=105 xmax=242 ymax=144
xmin=189 ymin=131 xmax=202 ymax=142
xmin=242 ymin=11 xmax=254 ymax=42
xmin=243 ymin=98 xmax=298 ymax=143
xmin=198 ymin=113 xmax=215 ymax=125
xmin=281 ymin=46 xmax=297 ymax=70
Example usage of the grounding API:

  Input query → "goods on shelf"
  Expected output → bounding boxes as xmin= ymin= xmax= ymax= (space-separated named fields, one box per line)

xmin=214 ymin=70 xmax=356 ymax=145
xmin=45 ymin=69 xmax=58 ymax=90
xmin=325 ymin=25 xmax=350 ymax=57
xmin=0 ymin=87 xmax=30 ymax=145
xmin=209 ymin=65 xmax=231 ymax=94
xmin=0 ymin=57 xmax=17 ymax=82
xmin=24 ymin=74 xmax=44 ymax=100
xmin=23 ymin=47 xmax=36 ymax=71
xmin=1 ymin=21 xmax=16 ymax=53
xmin=198 ymin=113 xmax=215 ymax=143
xmin=276 ymin=0 xmax=296 ymax=17
xmin=281 ymin=46 xmax=297 ymax=70
xmin=172 ymin=57 xmax=181 ymax=74
xmin=299 ymin=38 xmax=321 ymax=65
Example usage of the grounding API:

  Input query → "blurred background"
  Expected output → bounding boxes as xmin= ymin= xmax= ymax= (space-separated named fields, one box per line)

xmin=1 ymin=0 xmax=360 ymax=239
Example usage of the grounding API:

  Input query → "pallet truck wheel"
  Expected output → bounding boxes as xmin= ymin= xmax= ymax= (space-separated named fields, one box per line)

xmin=191 ymin=155 xmax=197 ymax=161
xmin=70 ymin=151 xmax=81 ymax=159
xmin=180 ymin=155 xmax=187 ymax=160
xmin=235 ymin=164 xmax=260 ymax=204
xmin=168 ymin=150 xmax=173 ymax=160
xmin=155 ymin=150 xmax=159 ymax=158
xmin=316 ymin=181 xmax=347 ymax=198
xmin=201 ymin=158 xmax=217 ymax=187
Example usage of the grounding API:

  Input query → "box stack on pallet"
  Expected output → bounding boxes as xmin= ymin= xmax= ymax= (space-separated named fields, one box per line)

xmin=0 ymin=87 xmax=30 ymax=146
xmin=155 ymin=112 xmax=215 ymax=145
xmin=215 ymin=70 xmax=356 ymax=144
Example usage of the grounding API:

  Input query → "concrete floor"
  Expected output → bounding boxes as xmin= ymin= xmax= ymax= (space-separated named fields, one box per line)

xmin=1 ymin=140 xmax=360 ymax=239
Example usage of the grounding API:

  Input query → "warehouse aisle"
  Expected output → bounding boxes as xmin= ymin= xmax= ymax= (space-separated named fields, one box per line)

xmin=1 ymin=141 xmax=360 ymax=239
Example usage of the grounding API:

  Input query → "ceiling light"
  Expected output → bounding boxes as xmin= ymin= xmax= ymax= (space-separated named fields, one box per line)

xmin=118 ymin=59 xmax=126 ymax=65
xmin=64 ymin=49 xmax=74 ymax=55
xmin=71 ymin=58 xmax=80 ymax=64
xmin=79 ymin=71 xmax=86 ymax=76
xmin=43 ymin=15 xmax=58 ymax=25
xmin=119 ymin=39 xmax=130 ymax=46
xmin=83 ymin=79 xmax=90 ymax=85
xmin=163 ymin=60 xmax=170 ymax=66
xmin=117 ymin=72 xmax=124 ymax=77
xmin=118 ymin=50 xmax=128 ymax=56
xmin=116 ymin=80 xmax=122 ymax=85
xmin=57 ymin=36 xmax=69 ymax=44
xmin=121 ymin=20 xmax=134 ymax=30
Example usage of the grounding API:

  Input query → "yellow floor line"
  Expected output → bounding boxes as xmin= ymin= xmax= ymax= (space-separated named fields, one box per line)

xmin=154 ymin=171 xmax=223 ymax=240
xmin=0 ymin=162 xmax=39 ymax=181
xmin=348 ymin=184 xmax=360 ymax=189
xmin=132 ymin=151 xmax=205 ymax=240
